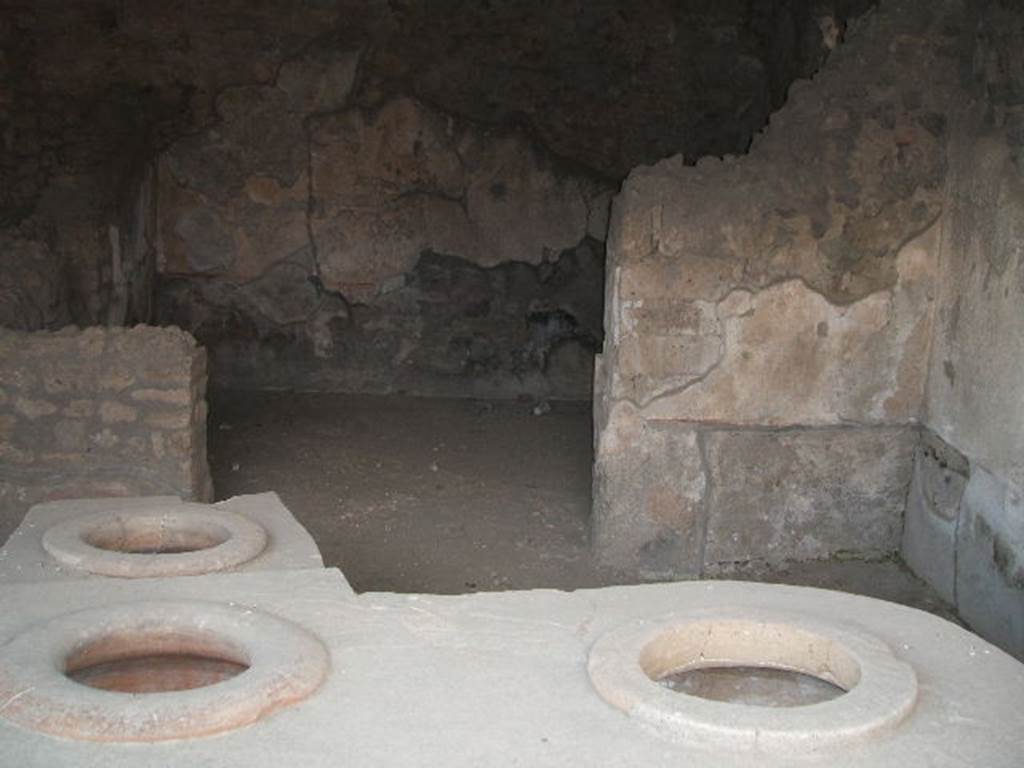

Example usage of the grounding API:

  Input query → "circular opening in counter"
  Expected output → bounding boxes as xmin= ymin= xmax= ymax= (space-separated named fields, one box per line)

xmin=41 ymin=504 xmax=268 ymax=578
xmin=83 ymin=518 xmax=231 ymax=555
xmin=587 ymin=610 xmax=918 ymax=750
xmin=639 ymin=619 xmax=858 ymax=707
xmin=0 ymin=601 xmax=330 ymax=741
xmin=66 ymin=630 xmax=250 ymax=693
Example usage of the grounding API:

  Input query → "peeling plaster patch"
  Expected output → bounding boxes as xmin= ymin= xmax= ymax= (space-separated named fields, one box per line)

xmin=308 ymin=98 xmax=600 ymax=299
xmin=632 ymin=218 xmax=941 ymax=427
xmin=173 ymin=209 xmax=236 ymax=274
xmin=158 ymin=70 xmax=611 ymax=398
xmin=640 ymin=279 xmax=913 ymax=425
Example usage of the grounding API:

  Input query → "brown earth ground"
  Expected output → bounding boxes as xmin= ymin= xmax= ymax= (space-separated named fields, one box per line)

xmin=209 ymin=390 xmax=958 ymax=623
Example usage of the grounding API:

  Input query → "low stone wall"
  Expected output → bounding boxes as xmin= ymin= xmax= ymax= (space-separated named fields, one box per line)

xmin=0 ymin=326 xmax=212 ymax=541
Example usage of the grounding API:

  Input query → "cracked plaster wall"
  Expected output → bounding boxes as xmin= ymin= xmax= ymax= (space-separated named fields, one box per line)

xmin=594 ymin=0 xmax=967 ymax=580
xmin=2 ymin=0 xmax=872 ymax=400
xmin=0 ymin=2 xmax=338 ymax=332
xmin=902 ymin=0 xmax=1024 ymax=659
xmin=154 ymin=62 xmax=612 ymax=397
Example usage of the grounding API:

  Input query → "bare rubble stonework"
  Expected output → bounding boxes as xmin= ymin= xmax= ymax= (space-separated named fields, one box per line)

xmin=593 ymin=0 xmax=964 ymax=579
xmin=0 ymin=325 xmax=212 ymax=541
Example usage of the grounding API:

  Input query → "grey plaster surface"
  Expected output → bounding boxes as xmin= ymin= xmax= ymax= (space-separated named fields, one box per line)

xmin=955 ymin=467 xmax=1024 ymax=658
xmin=901 ymin=434 xmax=968 ymax=606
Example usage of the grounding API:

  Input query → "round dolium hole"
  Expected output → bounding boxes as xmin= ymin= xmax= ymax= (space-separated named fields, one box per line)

xmin=638 ymin=619 xmax=860 ymax=708
xmin=65 ymin=631 xmax=250 ymax=694
xmin=83 ymin=518 xmax=232 ymax=555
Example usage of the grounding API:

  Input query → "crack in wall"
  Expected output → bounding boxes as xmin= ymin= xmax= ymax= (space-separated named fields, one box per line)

xmin=695 ymin=430 xmax=713 ymax=578
xmin=302 ymin=113 xmax=333 ymax=310
xmin=609 ymin=272 xmax=914 ymax=418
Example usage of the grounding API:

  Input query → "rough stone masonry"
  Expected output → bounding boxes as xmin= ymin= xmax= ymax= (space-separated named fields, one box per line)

xmin=0 ymin=325 xmax=212 ymax=541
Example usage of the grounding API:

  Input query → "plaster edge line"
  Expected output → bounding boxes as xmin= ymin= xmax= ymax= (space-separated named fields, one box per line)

xmin=695 ymin=430 xmax=713 ymax=578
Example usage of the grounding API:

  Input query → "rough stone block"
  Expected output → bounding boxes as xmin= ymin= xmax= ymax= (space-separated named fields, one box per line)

xmin=52 ymin=419 xmax=88 ymax=453
xmin=593 ymin=406 xmax=706 ymax=579
xmin=14 ymin=397 xmax=57 ymax=419
xmin=955 ymin=467 xmax=1024 ymax=659
xmin=143 ymin=410 xmax=191 ymax=430
xmin=901 ymin=430 xmax=968 ymax=605
xmin=99 ymin=401 xmax=138 ymax=424
xmin=62 ymin=399 xmax=95 ymax=418
xmin=704 ymin=427 xmax=916 ymax=568
xmin=130 ymin=387 xmax=191 ymax=405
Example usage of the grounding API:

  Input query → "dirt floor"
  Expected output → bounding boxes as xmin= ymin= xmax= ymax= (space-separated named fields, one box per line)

xmin=209 ymin=391 xmax=958 ymax=621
